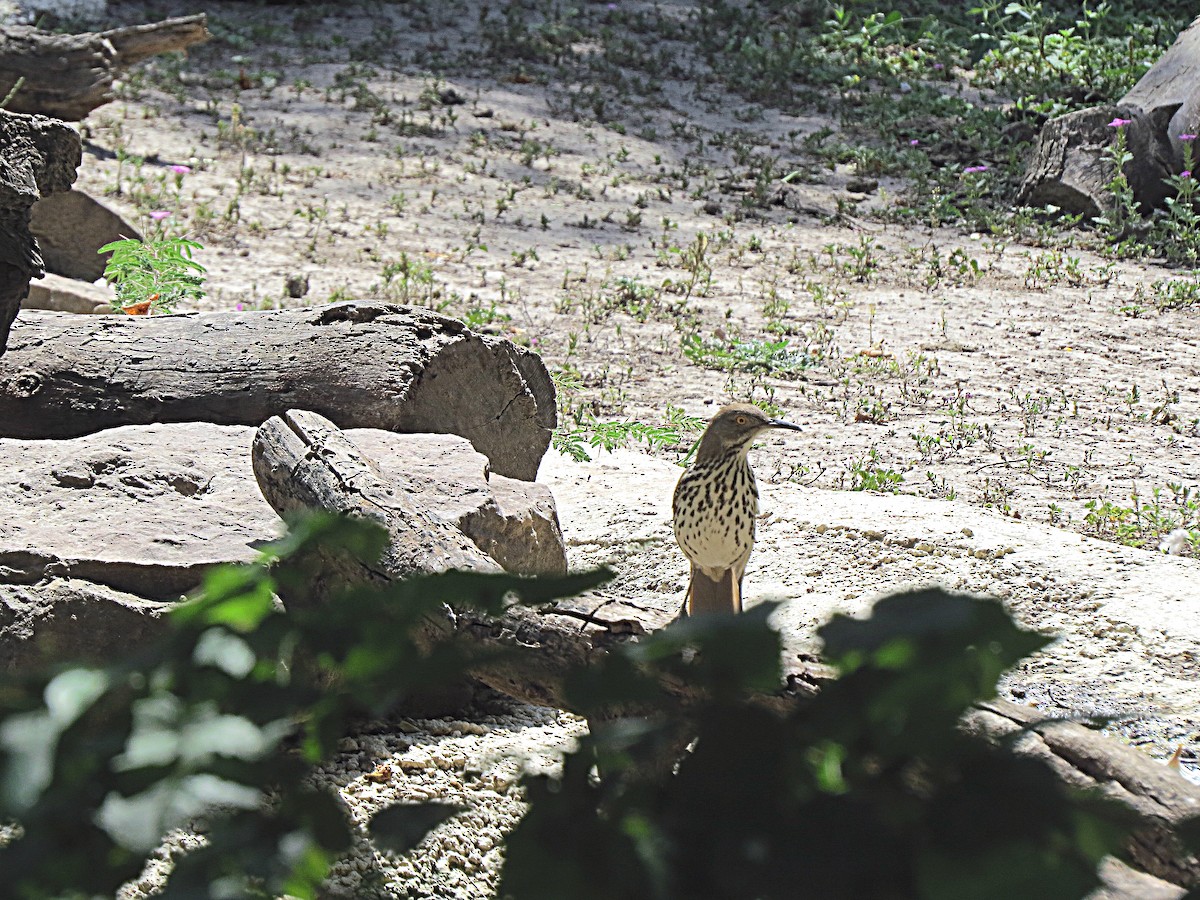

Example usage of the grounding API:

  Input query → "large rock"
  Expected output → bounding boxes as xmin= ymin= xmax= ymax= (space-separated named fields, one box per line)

xmin=0 ymin=579 xmax=171 ymax=672
xmin=0 ymin=423 xmax=566 ymax=668
xmin=22 ymin=270 xmax=112 ymax=313
xmin=350 ymin=430 xmax=566 ymax=576
xmin=28 ymin=188 xmax=140 ymax=282
xmin=0 ymin=424 xmax=278 ymax=599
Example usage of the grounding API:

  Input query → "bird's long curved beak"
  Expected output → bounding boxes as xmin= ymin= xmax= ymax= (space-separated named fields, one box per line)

xmin=769 ymin=418 xmax=802 ymax=432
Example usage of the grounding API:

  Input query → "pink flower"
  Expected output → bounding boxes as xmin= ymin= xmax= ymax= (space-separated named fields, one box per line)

xmin=1182 ymin=170 xmax=1192 ymax=179
xmin=1107 ymin=117 xmax=1132 ymax=128
xmin=909 ymin=139 xmax=920 ymax=146
xmin=149 ymin=210 xmax=171 ymax=220
xmin=1179 ymin=134 xmax=1197 ymax=142
xmin=962 ymin=165 xmax=988 ymax=174
xmin=932 ymin=62 xmax=944 ymax=71
xmin=235 ymin=302 xmax=245 ymax=311
xmin=169 ymin=164 xmax=192 ymax=175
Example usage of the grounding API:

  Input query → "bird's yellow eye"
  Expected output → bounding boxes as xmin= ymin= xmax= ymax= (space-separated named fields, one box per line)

xmin=735 ymin=415 xmax=748 ymax=425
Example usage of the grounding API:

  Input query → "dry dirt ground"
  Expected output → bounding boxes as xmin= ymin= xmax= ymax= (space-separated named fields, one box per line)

xmin=40 ymin=0 xmax=1200 ymax=894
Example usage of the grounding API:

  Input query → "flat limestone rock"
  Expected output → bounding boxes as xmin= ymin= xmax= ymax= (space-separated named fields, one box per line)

xmin=22 ymin=270 xmax=112 ymax=313
xmin=0 ymin=423 xmax=566 ymax=668
xmin=540 ymin=447 xmax=1200 ymax=757
xmin=0 ymin=578 xmax=172 ymax=672
xmin=0 ymin=423 xmax=277 ymax=600
xmin=28 ymin=188 xmax=141 ymax=282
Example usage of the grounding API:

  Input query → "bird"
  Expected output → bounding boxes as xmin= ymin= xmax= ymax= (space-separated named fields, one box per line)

xmin=672 ymin=403 xmax=801 ymax=616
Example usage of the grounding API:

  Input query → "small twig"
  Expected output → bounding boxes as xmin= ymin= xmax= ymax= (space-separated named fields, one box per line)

xmin=541 ymin=604 xmax=646 ymax=636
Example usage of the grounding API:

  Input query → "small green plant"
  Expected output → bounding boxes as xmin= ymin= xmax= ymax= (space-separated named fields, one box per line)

xmin=1082 ymin=483 xmax=1200 ymax=550
xmin=682 ymin=334 xmax=813 ymax=378
xmin=1151 ymin=132 xmax=1200 ymax=264
xmin=553 ymin=406 xmax=704 ymax=463
xmin=98 ymin=236 xmax=206 ymax=314
xmin=1094 ymin=118 xmax=1141 ymax=245
xmin=848 ymin=460 xmax=903 ymax=493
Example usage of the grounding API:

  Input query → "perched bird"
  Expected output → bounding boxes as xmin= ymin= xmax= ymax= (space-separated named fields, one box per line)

xmin=672 ymin=403 xmax=801 ymax=616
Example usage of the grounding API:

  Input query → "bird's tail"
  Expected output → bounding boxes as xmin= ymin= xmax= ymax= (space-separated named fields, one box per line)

xmin=686 ymin=565 xmax=742 ymax=616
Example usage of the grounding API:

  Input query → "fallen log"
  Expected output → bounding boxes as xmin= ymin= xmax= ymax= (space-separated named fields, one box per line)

xmin=0 ymin=302 xmax=554 ymax=480
xmin=0 ymin=110 xmax=81 ymax=357
xmin=0 ymin=14 xmax=210 ymax=121
xmin=1019 ymin=14 xmax=1200 ymax=216
xmin=963 ymin=698 xmax=1200 ymax=889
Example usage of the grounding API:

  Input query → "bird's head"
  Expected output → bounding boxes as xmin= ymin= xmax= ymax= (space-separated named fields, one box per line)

xmin=696 ymin=403 xmax=802 ymax=462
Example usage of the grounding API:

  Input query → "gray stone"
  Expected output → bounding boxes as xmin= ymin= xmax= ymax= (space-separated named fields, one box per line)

xmin=29 ymin=188 xmax=140 ymax=282
xmin=349 ymin=430 xmax=567 ymax=576
xmin=0 ymin=109 xmax=81 ymax=357
xmin=1088 ymin=858 xmax=1185 ymax=900
xmin=0 ymin=423 xmax=566 ymax=669
xmin=0 ymin=424 xmax=278 ymax=600
xmin=22 ymin=270 xmax=111 ymax=313
xmin=0 ymin=578 xmax=171 ymax=672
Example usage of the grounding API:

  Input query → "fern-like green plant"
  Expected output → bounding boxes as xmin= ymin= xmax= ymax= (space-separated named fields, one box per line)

xmin=98 ymin=236 xmax=207 ymax=314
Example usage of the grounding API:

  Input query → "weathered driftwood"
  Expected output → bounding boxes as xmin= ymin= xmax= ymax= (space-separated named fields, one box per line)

xmin=0 ymin=302 xmax=554 ymax=480
xmin=1019 ymin=14 xmax=1200 ymax=215
xmin=0 ymin=110 xmax=81 ymax=357
xmin=0 ymin=15 xmax=210 ymax=121
xmin=962 ymin=698 xmax=1200 ymax=889
xmin=251 ymin=410 xmax=825 ymax=712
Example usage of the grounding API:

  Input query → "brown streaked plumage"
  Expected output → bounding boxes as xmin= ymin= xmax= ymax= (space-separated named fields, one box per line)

xmin=672 ymin=403 xmax=801 ymax=616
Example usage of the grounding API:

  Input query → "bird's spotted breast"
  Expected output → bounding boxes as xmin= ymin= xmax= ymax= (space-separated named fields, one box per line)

xmin=672 ymin=455 xmax=757 ymax=569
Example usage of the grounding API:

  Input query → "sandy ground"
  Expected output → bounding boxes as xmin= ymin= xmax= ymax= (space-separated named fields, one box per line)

xmin=27 ymin=0 xmax=1200 ymax=893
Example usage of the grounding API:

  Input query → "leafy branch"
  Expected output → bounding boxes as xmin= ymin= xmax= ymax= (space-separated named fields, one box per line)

xmin=99 ymin=236 xmax=207 ymax=314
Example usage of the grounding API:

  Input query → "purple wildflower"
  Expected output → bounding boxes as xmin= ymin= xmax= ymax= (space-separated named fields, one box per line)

xmin=1107 ymin=117 xmax=1132 ymax=128
xmin=932 ymin=62 xmax=944 ymax=71
xmin=149 ymin=210 xmax=171 ymax=220
xmin=1179 ymin=133 xmax=1197 ymax=142
xmin=1182 ymin=170 xmax=1192 ymax=179
xmin=909 ymin=139 xmax=920 ymax=146
xmin=235 ymin=302 xmax=245 ymax=311
xmin=963 ymin=165 xmax=988 ymax=174
xmin=169 ymin=164 xmax=192 ymax=175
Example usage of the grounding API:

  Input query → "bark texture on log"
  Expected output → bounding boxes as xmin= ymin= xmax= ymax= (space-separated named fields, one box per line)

xmin=1020 ymin=15 xmax=1200 ymax=215
xmin=0 ymin=302 xmax=554 ymax=480
xmin=962 ymin=698 xmax=1200 ymax=889
xmin=251 ymin=410 xmax=825 ymax=713
xmin=0 ymin=15 xmax=209 ymax=121
xmin=0 ymin=110 xmax=81 ymax=357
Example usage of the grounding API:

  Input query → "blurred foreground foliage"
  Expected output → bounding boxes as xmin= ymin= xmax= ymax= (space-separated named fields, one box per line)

xmin=0 ymin=514 xmax=1162 ymax=898
xmin=502 ymin=590 xmax=1142 ymax=900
